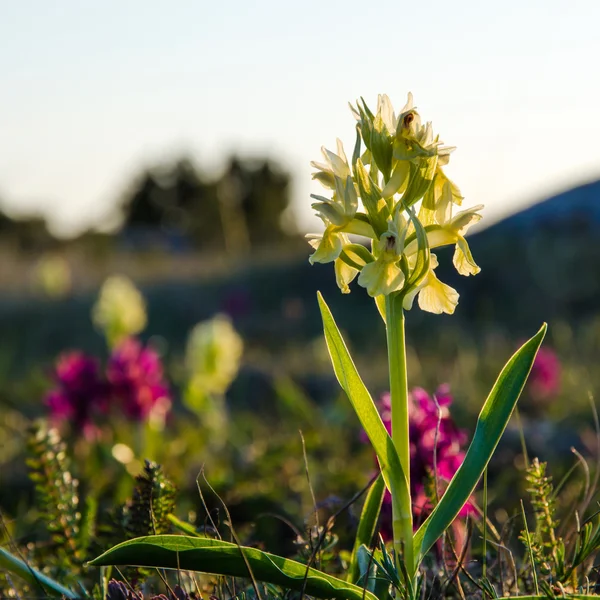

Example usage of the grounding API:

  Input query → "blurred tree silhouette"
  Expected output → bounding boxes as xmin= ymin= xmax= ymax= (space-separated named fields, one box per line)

xmin=119 ymin=156 xmax=294 ymax=253
xmin=0 ymin=208 xmax=55 ymax=253
xmin=225 ymin=157 xmax=292 ymax=244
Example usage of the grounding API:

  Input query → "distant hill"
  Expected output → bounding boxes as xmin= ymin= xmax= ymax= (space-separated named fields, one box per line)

xmin=441 ymin=177 xmax=600 ymax=330
xmin=1 ymin=177 xmax=599 ymax=378
xmin=482 ymin=178 xmax=600 ymax=234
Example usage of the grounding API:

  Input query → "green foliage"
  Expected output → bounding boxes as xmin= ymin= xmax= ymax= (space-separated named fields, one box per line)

xmin=520 ymin=459 xmax=561 ymax=578
xmin=122 ymin=460 xmax=177 ymax=538
xmin=26 ymin=423 xmax=88 ymax=576
xmin=413 ymin=323 xmax=547 ymax=567
xmin=0 ymin=547 xmax=78 ymax=598
xmin=89 ymin=534 xmax=379 ymax=600
xmin=517 ymin=456 xmax=600 ymax=595
xmin=347 ymin=474 xmax=385 ymax=584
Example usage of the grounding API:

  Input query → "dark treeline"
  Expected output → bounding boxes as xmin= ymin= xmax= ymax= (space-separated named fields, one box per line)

xmin=0 ymin=155 xmax=296 ymax=254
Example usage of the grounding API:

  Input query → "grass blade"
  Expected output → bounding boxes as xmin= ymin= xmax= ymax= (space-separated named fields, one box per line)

xmin=89 ymin=534 xmax=378 ymax=600
xmin=348 ymin=474 xmax=385 ymax=583
xmin=0 ymin=547 xmax=78 ymax=598
xmin=413 ymin=323 xmax=547 ymax=566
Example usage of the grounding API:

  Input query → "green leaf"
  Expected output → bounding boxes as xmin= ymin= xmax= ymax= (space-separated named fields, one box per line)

xmin=413 ymin=324 xmax=547 ymax=567
xmin=167 ymin=513 xmax=204 ymax=536
xmin=348 ymin=474 xmax=385 ymax=583
xmin=89 ymin=535 xmax=377 ymax=600
xmin=354 ymin=159 xmax=389 ymax=237
xmin=370 ymin=118 xmax=394 ymax=182
xmin=403 ymin=204 xmax=430 ymax=288
xmin=352 ymin=125 xmax=362 ymax=167
xmin=401 ymin=156 xmax=438 ymax=208
xmin=317 ymin=292 xmax=412 ymax=566
xmin=339 ymin=243 xmax=374 ymax=271
xmin=0 ymin=547 xmax=78 ymax=599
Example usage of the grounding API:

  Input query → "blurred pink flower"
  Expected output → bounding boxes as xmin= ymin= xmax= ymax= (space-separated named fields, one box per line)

xmin=45 ymin=351 xmax=108 ymax=437
xmin=363 ymin=385 xmax=476 ymax=540
xmin=107 ymin=337 xmax=171 ymax=422
xmin=528 ymin=346 xmax=561 ymax=400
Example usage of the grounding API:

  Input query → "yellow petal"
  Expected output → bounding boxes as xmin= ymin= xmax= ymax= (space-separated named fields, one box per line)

xmin=307 ymin=227 xmax=343 ymax=264
xmin=451 ymin=205 xmax=484 ymax=235
xmin=453 ymin=238 xmax=481 ymax=276
xmin=334 ymin=258 xmax=358 ymax=294
xmin=417 ymin=271 xmax=459 ymax=314
xmin=357 ymin=257 xmax=405 ymax=297
xmin=381 ymin=160 xmax=410 ymax=198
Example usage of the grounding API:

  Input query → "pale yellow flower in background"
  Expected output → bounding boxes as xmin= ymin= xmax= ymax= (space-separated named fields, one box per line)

xmin=92 ymin=275 xmax=147 ymax=347
xmin=33 ymin=254 xmax=71 ymax=299
xmin=183 ymin=315 xmax=243 ymax=442
xmin=185 ymin=314 xmax=243 ymax=400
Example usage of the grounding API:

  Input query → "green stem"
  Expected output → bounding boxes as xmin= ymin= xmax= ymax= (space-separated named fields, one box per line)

xmin=385 ymin=293 xmax=414 ymax=579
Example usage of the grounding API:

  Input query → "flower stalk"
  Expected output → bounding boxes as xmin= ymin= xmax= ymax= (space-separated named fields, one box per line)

xmin=386 ymin=293 xmax=414 ymax=574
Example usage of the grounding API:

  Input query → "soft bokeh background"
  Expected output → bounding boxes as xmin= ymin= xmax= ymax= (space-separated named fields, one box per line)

xmin=1 ymin=0 xmax=600 ymax=572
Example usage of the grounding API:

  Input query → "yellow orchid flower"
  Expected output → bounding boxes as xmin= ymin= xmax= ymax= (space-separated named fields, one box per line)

xmin=357 ymin=222 xmax=407 ymax=297
xmin=309 ymin=92 xmax=484 ymax=314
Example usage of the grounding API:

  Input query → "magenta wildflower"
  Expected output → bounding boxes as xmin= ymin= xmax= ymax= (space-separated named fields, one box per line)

xmin=45 ymin=352 xmax=108 ymax=437
xmin=106 ymin=337 xmax=171 ymax=421
xmin=528 ymin=346 xmax=561 ymax=400
xmin=364 ymin=385 xmax=475 ymax=540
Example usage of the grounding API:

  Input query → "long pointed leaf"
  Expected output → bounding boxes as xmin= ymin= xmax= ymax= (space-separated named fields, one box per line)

xmin=0 ymin=547 xmax=78 ymax=599
xmin=348 ymin=474 xmax=385 ymax=583
xmin=413 ymin=323 xmax=547 ymax=566
xmin=89 ymin=535 xmax=377 ymax=600
xmin=317 ymin=293 xmax=410 ymax=514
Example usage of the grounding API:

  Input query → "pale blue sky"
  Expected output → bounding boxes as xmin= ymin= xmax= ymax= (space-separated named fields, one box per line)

xmin=1 ymin=0 xmax=599 ymax=235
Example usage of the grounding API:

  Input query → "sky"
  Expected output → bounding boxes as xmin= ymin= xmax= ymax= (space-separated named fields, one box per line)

xmin=1 ymin=0 xmax=599 ymax=236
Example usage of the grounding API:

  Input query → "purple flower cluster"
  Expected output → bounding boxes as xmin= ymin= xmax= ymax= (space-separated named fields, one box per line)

xmin=364 ymin=385 xmax=475 ymax=537
xmin=45 ymin=352 xmax=108 ymax=439
xmin=107 ymin=338 xmax=171 ymax=422
xmin=45 ymin=338 xmax=171 ymax=435
xmin=528 ymin=346 xmax=561 ymax=400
